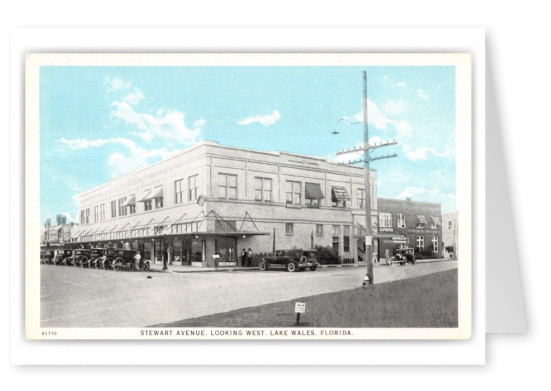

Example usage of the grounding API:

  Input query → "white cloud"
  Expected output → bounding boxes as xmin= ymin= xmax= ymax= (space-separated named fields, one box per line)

xmin=194 ymin=119 xmax=206 ymax=127
xmin=396 ymin=82 xmax=407 ymax=87
xmin=104 ymin=76 xmax=132 ymax=92
xmin=396 ymin=186 xmax=426 ymax=199
xmin=395 ymin=120 xmax=413 ymax=138
xmin=110 ymin=101 xmax=201 ymax=145
xmin=402 ymin=143 xmax=452 ymax=161
xmin=238 ymin=110 xmax=281 ymax=126
xmin=417 ymin=89 xmax=429 ymax=100
xmin=62 ymin=212 xmax=74 ymax=222
xmin=124 ymin=87 xmax=145 ymax=105
xmin=59 ymin=136 xmax=175 ymax=177
xmin=383 ymin=99 xmax=407 ymax=116
xmin=346 ymin=100 xmax=413 ymax=138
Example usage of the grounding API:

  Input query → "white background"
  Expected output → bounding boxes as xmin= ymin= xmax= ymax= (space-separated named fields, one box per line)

xmin=1 ymin=0 xmax=548 ymax=389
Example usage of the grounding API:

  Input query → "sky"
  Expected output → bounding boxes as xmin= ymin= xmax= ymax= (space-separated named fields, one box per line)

xmin=40 ymin=65 xmax=456 ymax=225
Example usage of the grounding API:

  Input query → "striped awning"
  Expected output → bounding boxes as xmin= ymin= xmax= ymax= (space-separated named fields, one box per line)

xmin=432 ymin=216 xmax=441 ymax=225
xmin=417 ymin=215 xmax=427 ymax=224
xmin=331 ymin=186 xmax=350 ymax=202
xmin=137 ymin=190 xmax=152 ymax=202
xmin=141 ymin=187 xmax=163 ymax=201
xmin=305 ymin=183 xmax=325 ymax=200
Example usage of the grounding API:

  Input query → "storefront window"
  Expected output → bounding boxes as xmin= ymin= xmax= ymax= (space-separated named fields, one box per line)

xmin=343 ymin=225 xmax=350 ymax=252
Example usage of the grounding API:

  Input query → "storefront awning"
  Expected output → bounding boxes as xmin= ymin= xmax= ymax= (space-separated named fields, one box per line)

xmin=137 ymin=190 xmax=151 ymax=202
xmin=331 ymin=186 xmax=350 ymax=202
xmin=305 ymin=183 xmax=325 ymax=200
xmin=121 ymin=195 xmax=136 ymax=207
xmin=432 ymin=216 xmax=441 ymax=225
xmin=417 ymin=215 xmax=427 ymax=224
xmin=143 ymin=187 xmax=163 ymax=200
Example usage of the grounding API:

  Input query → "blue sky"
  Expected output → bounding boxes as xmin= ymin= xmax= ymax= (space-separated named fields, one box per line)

xmin=40 ymin=65 xmax=456 ymax=225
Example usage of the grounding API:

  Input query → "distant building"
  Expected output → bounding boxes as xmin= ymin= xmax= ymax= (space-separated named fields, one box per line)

xmin=376 ymin=197 xmax=443 ymax=260
xmin=40 ymin=223 xmax=76 ymax=247
xmin=71 ymin=141 xmax=377 ymax=267
xmin=442 ymin=211 xmax=458 ymax=259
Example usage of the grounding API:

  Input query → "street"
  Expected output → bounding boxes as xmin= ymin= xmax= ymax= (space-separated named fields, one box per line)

xmin=40 ymin=261 xmax=458 ymax=328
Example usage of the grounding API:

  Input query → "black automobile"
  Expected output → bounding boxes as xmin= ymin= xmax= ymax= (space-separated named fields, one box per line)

xmin=53 ymin=249 xmax=73 ymax=265
xmin=69 ymin=249 xmax=91 ymax=267
xmin=40 ymin=250 xmax=55 ymax=264
xmin=110 ymin=249 xmax=150 ymax=271
xmin=88 ymin=248 xmax=105 ymax=269
xmin=258 ymin=249 xmax=318 ymax=272
xmin=391 ymin=248 xmax=416 ymax=266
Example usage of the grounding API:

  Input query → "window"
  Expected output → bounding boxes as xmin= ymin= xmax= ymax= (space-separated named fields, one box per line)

xmin=416 ymin=236 xmax=424 ymax=251
xmin=100 ymin=204 xmax=105 ymax=221
xmin=305 ymin=183 xmax=324 ymax=207
xmin=332 ymin=225 xmax=340 ymax=255
xmin=85 ymin=208 xmax=90 ymax=224
xmin=80 ymin=210 xmax=85 ymax=225
xmin=316 ymin=224 xmax=324 ymax=236
xmin=118 ymin=197 xmax=127 ymax=217
xmin=432 ymin=236 xmax=439 ymax=252
xmin=155 ymin=192 xmax=163 ymax=209
xmin=285 ymin=223 xmax=294 ymax=235
xmin=188 ymin=175 xmax=198 ymax=201
xmin=128 ymin=196 xmax=136 ymax=214
xmin=331 ymin=186 xmax=350 ymax=208
xmin=143 ymin=190 xmax=152 ymax=211
xmin=358 ymin=189 xmax=366 ymax=208
xmin=174 ymin=179 xmax=184 ymax=204
xmin=218 ymin=173 xmax=237 ymax=199
xmin=254 ymin=177 xmax=272 ymax=202
xmin=343 ymin=225 xmax=350 ymax=252
xmin=379 ymin=212 xmax=392 ymax=228
xmin=416 ymin=215 xmax=427 ymax=228
xmin=94 ymin=206 xmax=99 ymax=222
xmin=397 ymin=213 xmax=406 ymax=228
xmin=111 ymin=200 xmax=117 ymax=218
xmin=448 ymin=221 xmax=453 ymax=230
xmin=286 ymin=181 xmax=301 ymax=205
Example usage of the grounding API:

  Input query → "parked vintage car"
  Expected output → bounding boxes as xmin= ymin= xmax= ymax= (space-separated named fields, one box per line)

xmin=110 ymin=249 xmax=150 ymax=271
xmin=52 ymin=249 xmax=73 ymax=265
xmin=69 ymin=249 xmax=91 ymax=267
xmin=40 ymin=249 xmax=55 ymax=264
xmin=258 ymin=249 xmax=318 ymax=272
xmin=391 ymin=248 xmax=416 ymax=266
xmin=88 ymin=248 xmax=105 ymax=269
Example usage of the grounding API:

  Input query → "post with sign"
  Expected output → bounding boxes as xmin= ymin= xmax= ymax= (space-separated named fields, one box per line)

xmin=295 ymin=302 xmax=305 ymax=325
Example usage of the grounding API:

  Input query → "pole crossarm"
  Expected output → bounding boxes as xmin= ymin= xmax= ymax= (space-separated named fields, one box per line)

xmin=368 ymin=153 xmax=398 ymax=162
xmin=336 ymin=140 xmax=398 ymax=156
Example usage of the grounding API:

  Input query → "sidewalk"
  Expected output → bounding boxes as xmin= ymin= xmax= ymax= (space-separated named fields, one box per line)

xmin=149 ymin=258 xmax=454 ymax=273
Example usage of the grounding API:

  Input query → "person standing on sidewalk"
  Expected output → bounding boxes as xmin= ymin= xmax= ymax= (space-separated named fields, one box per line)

xmin=134 ymin=251 xmax=142 ymax=271
xmin=385 ymin=248 xmax=390 ymax=265
xmin=162 ymin=249 xmax=168 ymax=271
xmin=247 ymin=248 xmax=253 ymax=267
xmin=241 ymin=248 xmax=247 ymax=267
xmin=372 ymin=250 xmax=378 ymax=265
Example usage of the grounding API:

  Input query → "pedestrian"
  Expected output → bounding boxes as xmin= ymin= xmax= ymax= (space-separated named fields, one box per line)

xmin=162 ymin=249 xmax=168 ymax=271
xmin=167 ymin=247 xmax=172 ymax=266
xmin=247 ymin=248 xmax=253 ymax=267
xmin=134 ymin=251 xmax=141 ymax=271
xmin=372 ymin=250 xmax=378 ymax=264
xmin=241 ymin=248 xmax=247 ymax=267
xmin=385 ymin=248 xmax=390 ymax=265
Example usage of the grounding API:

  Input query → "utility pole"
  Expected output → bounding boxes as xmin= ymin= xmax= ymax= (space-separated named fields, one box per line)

xmin=335 ymin=71 xmax=397 ymax=284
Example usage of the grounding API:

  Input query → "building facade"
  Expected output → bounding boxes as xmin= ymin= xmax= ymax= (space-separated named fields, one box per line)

xmin=442 ymin=211 xmax=458 ymax=259
xmin=71 ymin=141 xmax=377 ymax=267
xmin=376 ymin=197 xmax=443 ymax=260
xmin=41 ymin=223 xmax=76 ymax=247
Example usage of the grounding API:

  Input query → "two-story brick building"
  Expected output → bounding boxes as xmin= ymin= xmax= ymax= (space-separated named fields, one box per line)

xmin=376 ymin=197 xmax=443 ymax=260
xmin=70 ymin=141 xmax=377 ymax=267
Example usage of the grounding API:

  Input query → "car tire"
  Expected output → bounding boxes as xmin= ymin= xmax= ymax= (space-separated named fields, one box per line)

xmin=113 ymin=257 xmax=124 ymax=271
xmin=310 ymin=265 xmax=317 ymax=271
xmin=286 ymin=261 xmax=297 ymax=272
xmin=259 ymin=260 xmax=267 ymax=271
xmin=142 ymin=262 xmax=150 ymax=271
xmin=128 ymin=262 xmax=135 ymax=272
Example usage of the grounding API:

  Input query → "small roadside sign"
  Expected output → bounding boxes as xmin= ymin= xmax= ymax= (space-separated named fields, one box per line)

xmin=295 ymin=302 xmax=306 ymax=313
xmin=294 ymin=302 xmax=306 ymax=326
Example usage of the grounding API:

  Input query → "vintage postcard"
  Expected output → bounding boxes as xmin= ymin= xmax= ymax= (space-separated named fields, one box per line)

xmin=26 ymin=53 xmax=471 ymax=340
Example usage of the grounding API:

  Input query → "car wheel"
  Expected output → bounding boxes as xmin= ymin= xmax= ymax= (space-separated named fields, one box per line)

xmin=310 ymin=265 xmax=317 ymax=271
xmin=142 ymin=262 xmax=150 ymax=271
xmin=259 ymin=260 xmax=267 ymax=271
xmin=128 ymin=262 xmax=135 ymax=272
xmin=286 ymin=261 xmax=297 ymax=272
